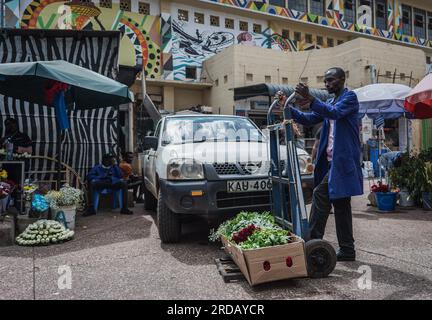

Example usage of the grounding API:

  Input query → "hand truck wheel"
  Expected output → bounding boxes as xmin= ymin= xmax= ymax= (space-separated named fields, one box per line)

xmin=305 ymin=239 xmax=337 ymax=278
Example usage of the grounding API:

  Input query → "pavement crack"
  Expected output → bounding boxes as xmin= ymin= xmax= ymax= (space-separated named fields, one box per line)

xmin=32 ymin=247 xmax=36 ymax=300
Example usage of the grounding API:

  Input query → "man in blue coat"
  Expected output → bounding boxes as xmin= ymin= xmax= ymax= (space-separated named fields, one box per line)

xmin=283 ymin=67 xmax=363 ymax=261
xmin=84 ymin=153 xmax=133 ymax=216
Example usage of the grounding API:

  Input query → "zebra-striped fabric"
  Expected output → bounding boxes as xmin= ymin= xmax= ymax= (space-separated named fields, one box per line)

xmin=0 ymin=29 xmax=121 ymax=181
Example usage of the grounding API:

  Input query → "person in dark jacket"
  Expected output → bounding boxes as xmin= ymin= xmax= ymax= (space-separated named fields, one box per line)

xmin=280 ymin=67 xmax=363 ymax=261
xmin=84 ymin=153 xmax=133 ymax=216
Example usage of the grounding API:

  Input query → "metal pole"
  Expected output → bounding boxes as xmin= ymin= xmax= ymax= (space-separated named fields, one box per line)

xmin=0 ymin=0 xmax=4 ymax=28
xmin=56 ymin=128 xmax=63 ymax=189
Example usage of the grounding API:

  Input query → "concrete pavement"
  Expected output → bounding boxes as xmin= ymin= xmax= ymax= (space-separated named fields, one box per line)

xmin=1 ymin=186 xmax=431 ymax=300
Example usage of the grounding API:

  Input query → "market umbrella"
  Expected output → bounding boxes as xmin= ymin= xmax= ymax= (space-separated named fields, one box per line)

xmin=405 ymin=73 xmax=432 ymax=119
xmin=0 ymin=60 xmax=134 ymax=185
xmin=353 ymin=83 xmax=413 ymax=119
xmin=354 ymin=83 xmax=413 ymax=180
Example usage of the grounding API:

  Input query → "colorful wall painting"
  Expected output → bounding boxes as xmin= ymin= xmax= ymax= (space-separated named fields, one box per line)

xmin=205 ymin=0 xmax=431 ymax=48
xmin=17 ymin=0 xmax=161 ymax=77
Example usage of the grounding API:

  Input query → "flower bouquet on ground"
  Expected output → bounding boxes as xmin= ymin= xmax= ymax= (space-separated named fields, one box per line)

xmin=370 ymin=181 xmax=398 ymax=212
xmin=45 ymin=185 xmax=84 ymax=211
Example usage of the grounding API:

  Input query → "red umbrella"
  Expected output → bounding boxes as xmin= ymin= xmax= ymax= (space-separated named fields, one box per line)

xmin=405 ymin=73 xmax=432 ymax=119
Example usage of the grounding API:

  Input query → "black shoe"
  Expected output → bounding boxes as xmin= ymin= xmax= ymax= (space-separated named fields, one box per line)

xmin=120 ymin=208 xmax=133 ymax=215
xmin=337 ymin=250 xmax=356 ymax=261
xmin=82 ymin=208 xmax=96 ymax=217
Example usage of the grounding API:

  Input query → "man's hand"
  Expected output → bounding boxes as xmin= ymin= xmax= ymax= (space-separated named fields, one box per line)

xmin=295 ymin=83 xmax=315 ymax=105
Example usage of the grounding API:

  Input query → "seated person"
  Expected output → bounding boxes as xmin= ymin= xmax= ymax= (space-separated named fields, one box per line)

xmin=84 ymin=153 xmax=133 ymax=216
xmin=119 ymin=152 xmax=143 ymax=203
xmin=0 ymin=118 xmax=33 ymax=154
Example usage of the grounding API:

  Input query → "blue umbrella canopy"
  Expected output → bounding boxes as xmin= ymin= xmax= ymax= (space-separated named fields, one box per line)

xmin=353 ymin=83 xmax=413 ymax=119
xmin=0 ymin=60 xmax=134 ymax=109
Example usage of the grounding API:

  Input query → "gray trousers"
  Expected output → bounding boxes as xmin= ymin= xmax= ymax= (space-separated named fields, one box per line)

xmin=309 ymin=172 xmax=355 ymax=254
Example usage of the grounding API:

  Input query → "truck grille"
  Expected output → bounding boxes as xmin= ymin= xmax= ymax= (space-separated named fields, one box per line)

xmin=212 ymin=163 xmax=240 ymax=175
xmin=216 ymin=191 xmax=271 ymax=209
xmin=213 ymin=162 xmax=270 ymax=175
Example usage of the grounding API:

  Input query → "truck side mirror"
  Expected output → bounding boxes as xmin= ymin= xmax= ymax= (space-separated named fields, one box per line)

xmin=144 ymin=136 xmax=158 ymax=151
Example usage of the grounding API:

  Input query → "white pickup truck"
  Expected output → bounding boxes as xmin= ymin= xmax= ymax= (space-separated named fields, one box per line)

xmin=142 ymin=114 xmax=314 ymax=243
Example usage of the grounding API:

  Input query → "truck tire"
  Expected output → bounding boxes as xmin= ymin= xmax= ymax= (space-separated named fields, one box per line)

xmin=143 ymin=184 xmax=157 ymax=211
xmin=157 ymin=190 xmax=181 ymax=243
xmin=305 ymin=239 xmax=336 ymax=278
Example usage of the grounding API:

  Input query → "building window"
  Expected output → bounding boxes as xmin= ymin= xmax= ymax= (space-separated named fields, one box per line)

xmin=224 ymin=75 xmax=228 ymax=83
xmin=317 ymin=75 xmax=324 ymax=83
xmin=414 ymin=8 xmax=426 ymax=39
xmin=305 ymin=34 xmax=313 ymax=43
xmin=427 ymin=56 xmax=432 ymax=64
xmin=246 ymin=73 xmax=253 ymax=82
xmin=428 ymin=13 xmax=432 ymax=40
xmin=253 ymin=24 xmax=262 ymax=33
xmin=194 ymin=12 xmax=204 ymax=24
xmin=386 ymin=71 xmax=392 ymax=78
xmin=400 ymin=73 xmax=406 ymax=81
xmin=300 ymin=77 xmax=308 ymax=84
xmin=215 ymin=79 xmax=219 ymax=86
xmin=99 ymin=0 xmax=112 ymax=9
xmin=294 ymin=32 xmax=302 ymax=42
xmin=120 ymin=0 xmax=131 ymax=12
xmin=178 ymin=9 xmax=189 ymax=22
xmin=316 ymin=35 xmax=323 ymax=45
xmin=185 ymin=66 xmax=197 ymax=79
xmin=282 ymin=77 xmax=288 ymax=84
xmin=344 ymin=0 xmax=355 ymax=24
xmin=138 ymin=2 xmax=150 ymax=15
xmin=282 ymin=29 xmax=290 ymax=39
xmin=375 ymin=0 xmax=387 ymax=30
xmin=310 ymin=0 xmax=324 ymax=16
xmin=265 ymin=75 xmax=271 ymax=83
xmin=289 ymin=0 xmax=307 ymax=13
xmin=225 ymin=18 xmax=234 ymax=29
xmin=402 ymin=5 xmax=412 ymax=36
xmin=269 ymin=0 xmax=286 ymax=7
xmin=240 ymin=21 xmax=249 ymax=31
xmin=345 ymin=70 xmax=350 ymax=78
xmin=327 ymin=38 xmax=334 ymax=47
xmin=337 ymin=40 xmax=344 ymax=45
xmin=210 ymin=15 xmax=220 ymax=27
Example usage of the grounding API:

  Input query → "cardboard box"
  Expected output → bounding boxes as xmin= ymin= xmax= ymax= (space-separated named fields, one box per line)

xmin=221 ymin=235 xmax=308 ymax=286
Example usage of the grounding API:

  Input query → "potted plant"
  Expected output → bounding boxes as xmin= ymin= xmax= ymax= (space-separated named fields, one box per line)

xmin=388 ymin=153 xmax=414 ymax=207
xmin=422 ymin=162 xmax=432 ymax=210
xmin=45 ymin=185 xmax=83 ymax=230
xmin=371 ymin=181 xmax=398 ymax=212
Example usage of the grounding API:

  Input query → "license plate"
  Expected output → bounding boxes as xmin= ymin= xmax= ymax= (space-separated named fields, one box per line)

xmin=227 ymin=179 xmax=272 ymax=193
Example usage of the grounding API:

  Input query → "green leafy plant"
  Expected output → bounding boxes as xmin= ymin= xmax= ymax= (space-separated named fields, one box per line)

xmin=238 ymin=229 xmax=296 ymax=250
xmin=388 ymin=150 xmax=432 ymax=205
xmin=208 ymin=211 xmax=282 ymax=242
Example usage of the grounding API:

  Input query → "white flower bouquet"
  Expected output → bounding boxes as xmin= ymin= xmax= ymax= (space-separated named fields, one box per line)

xmin=45 ymin=185 xmax=84 ymax=211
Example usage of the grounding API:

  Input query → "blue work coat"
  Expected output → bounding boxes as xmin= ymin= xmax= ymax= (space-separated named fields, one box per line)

xmin=87 ymin=164 xmax=123 ymax=184
xmin=289 ymin=88 xmax=363 ymax=199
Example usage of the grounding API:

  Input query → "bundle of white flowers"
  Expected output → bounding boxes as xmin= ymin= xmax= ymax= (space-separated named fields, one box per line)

xmin=45 ymin=185 xmax=84 ymax=211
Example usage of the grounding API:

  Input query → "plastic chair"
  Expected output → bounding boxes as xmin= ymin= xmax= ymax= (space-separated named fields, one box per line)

xmin=93 ymin=188 xmax=123 ymax=213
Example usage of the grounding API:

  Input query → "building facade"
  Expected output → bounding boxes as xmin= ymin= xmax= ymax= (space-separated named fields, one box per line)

xmin=2 ymin=0 xmax=432 ymax=150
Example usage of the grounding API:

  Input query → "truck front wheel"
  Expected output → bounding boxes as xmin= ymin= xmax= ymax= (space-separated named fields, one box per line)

xmin=157 ymin=190 xmax=181 ymax=243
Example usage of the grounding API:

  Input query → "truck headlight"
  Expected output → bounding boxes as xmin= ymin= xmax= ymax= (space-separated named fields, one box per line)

xmin=167 ymin=159 xmax=204 ymax=180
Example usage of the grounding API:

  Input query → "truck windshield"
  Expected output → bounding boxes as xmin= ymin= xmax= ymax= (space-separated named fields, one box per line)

xmin=162 ymin=116 xmax=264 ymax=145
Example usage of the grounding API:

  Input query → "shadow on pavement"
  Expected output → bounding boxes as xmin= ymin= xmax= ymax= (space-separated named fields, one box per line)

xmin=0 ymin=205 xmax=153 ymax=258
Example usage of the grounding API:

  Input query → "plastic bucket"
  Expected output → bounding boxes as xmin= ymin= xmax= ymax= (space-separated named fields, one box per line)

xmin=57 ymin=206 xmax=76 ymax=230
xmin=376 ymin=192 xmax=397 ymax=212
xmin=423 ymin=192 xmax=432 ymax=211
xmin=399 ymin=190 xmax=414 ymax=207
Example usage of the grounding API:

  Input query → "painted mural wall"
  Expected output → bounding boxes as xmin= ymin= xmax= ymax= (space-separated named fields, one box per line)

xmin=204 ymin=0 xmax=431 ymax=48
xmin=6 ymin=0 xmax=162 ymax=78
xmin=168 ymin=2 xmax=298 ymax=81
